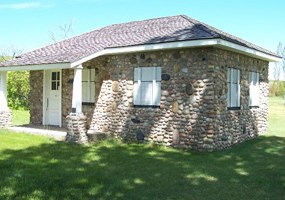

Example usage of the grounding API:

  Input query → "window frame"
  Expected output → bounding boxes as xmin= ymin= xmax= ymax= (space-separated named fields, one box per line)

xmin=82 ymin=68 xmax=95 ymax=104
xmin=133 ymin=67 xmax=161 ymax=107
xmin=51 ymin=72 xmax=60 ymax=91
xmin=249 ymin=71 xmax=260 ymax=108
xmin=227 ymin=67 xmax=241 ymax=110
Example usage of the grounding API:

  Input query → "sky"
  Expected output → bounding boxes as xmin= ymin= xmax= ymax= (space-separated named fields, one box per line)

xmin=0 ymin=0 xmax=285 ymax=55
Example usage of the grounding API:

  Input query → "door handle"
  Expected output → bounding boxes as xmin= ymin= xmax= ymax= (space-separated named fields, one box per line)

xmin=46 ymin=98 xmax=49 ymax=110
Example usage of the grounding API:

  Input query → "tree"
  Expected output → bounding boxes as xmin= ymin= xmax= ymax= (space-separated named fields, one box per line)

xmin=7 ymin=71 xmax=30 ymax=110
xmin=273 ymin=42 xmax=285 ymax=80
xmin=0 ymin=46 xmax=22 ymax=61
xmin=0 ymin=47 xmax=30 ymax=110
xmin=49 ymin=21 xmax=73 ymax=42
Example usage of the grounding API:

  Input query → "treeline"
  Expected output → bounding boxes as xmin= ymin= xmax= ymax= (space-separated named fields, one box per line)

xmin=269 ymin=81 xmax=285 ymax=97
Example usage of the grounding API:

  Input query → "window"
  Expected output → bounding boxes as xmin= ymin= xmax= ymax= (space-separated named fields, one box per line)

xmin=227 ymin=68 xmax=240 ymax=108
xmin=249 ymin=72 xmax=259 ymax=107
xmin=82 ymin=68 xmax=95 ymax=103
xmin=134 ymin=67 xmax=161 ymax=106
xmin=51 ymin=72 xmax=60 ymax=90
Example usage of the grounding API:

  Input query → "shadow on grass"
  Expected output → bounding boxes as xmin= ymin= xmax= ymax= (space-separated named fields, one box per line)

xmin=0 ymin=135 xmax=284 ymax=200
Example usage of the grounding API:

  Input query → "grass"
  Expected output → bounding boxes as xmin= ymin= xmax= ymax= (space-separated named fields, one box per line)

xmin=12 ymin=109 xmax=30 ymax=126
xmin=268 ymin=96 xmax=285 ymax=137
xmin=0 ymin=98 xmax=284 ymax=200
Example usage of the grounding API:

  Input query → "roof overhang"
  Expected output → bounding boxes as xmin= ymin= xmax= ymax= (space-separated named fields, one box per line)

xmin=0 ymin=38 xmax=281 ymax=71
xmin=0 ymin=63 xmax=71 ymax=71
xmin=71 ymin=38 xmax=282 ymax=67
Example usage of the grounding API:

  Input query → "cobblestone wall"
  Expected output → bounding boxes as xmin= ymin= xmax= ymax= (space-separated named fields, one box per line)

xmin=30 ymin=70 xmax=43 ymax=125
xmin=87 ymin=47 xmax=269 ymax=151
xmin=0 ymin=110 xmax=12 ymax=128
xmin=28 ymin=47 xmax=269 ymax=151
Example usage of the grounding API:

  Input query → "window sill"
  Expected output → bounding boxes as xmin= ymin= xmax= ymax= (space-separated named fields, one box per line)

xmin=227 ymin=107 xmax=241 ymax=110
xmin=133 ymin=105 xmax=160 ymax=109
xmin=249 ymin=106 xmax=259 ymax=109
xmin=82 ymin=102 xmax=95 ymax=106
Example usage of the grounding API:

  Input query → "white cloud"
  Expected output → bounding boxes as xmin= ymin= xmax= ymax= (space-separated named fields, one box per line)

xmin=0 ymin=2 xmax=46 ymax=9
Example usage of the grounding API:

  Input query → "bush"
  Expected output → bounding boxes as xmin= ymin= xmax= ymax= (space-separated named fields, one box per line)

xmin=269 ymin=81 xmax=285 ymax=97
xmin=7 ymin=71 xmax=30 ymax=110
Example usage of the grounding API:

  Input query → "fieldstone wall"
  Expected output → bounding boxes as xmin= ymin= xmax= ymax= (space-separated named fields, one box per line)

xmin=62 ymin=69 xmax=73 ymax=127
xmin=30 ymin=70 xmax=43 ymax=125
xmin=213 ymin=49 xmax=269 ymax=149
xmin=27 ymin=47 xmax=269 ymax=150
xmin=0 ymin=110 xmax=12 ymax=128
xmin=66 ymin=113 xmax=88 ymax=144
xmin=87 ymin=47 xmax=269 ymax=151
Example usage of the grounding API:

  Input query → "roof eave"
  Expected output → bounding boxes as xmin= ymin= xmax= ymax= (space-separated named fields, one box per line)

xmin=0 ymin=62 xmax=71 ymax=71
xmin=1 ymin=39 xmax=280 ymax=71
xmin=215 ymin=39 xmax=282 ymax=62
xmin=71 ymin=39 xmax=281 ymax=67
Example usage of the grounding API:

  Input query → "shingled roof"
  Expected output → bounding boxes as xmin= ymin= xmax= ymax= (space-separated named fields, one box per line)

xmin=0 ymin=15 xmax=280 ymax=67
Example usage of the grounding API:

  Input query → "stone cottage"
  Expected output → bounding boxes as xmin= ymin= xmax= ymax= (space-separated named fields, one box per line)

xmin=0 ymin=15 xmax=281 ymax=151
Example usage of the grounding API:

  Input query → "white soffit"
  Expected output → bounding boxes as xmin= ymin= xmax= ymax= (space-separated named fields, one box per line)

xmin=0 ymin=63 xmax=71 ymax=71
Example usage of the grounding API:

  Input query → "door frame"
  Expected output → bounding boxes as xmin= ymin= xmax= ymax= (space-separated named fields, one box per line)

xmin=43 ymin=69 xmax=62 ymax=127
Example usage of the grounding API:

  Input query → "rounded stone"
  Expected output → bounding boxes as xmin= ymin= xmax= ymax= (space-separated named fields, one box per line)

xmin=185 ymin=83 xmax=194 ymax=95
xmin=161 ymin=74 xmax=171 ymax=81
xmin=161 ymin=90 xmax=169 ymax=96
xmin=112 ymin=81 xmax=120 ymax=92
xmin=172 ymin=101 xmax=179 ymax=113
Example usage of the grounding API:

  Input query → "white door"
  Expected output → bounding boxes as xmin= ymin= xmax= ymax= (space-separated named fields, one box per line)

xmin=44 ymin=70 xmax=61 ymax=126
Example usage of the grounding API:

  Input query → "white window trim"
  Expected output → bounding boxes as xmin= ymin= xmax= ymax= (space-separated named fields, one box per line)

xmin=227 ymin=68 xmax=241 ymax=109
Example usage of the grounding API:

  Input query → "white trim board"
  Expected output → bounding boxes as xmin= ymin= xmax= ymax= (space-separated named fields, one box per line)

xmin=0 ymin=63 xmax=71 ymax=71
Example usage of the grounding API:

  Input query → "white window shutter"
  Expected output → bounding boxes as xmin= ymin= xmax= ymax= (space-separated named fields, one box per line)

xmin=134 ymin=68 xmax=141 ymax=81
xmin=249 ymin=72 xmax=253 ymax=106
xmin=133 ymin=68 xmax=141 ymax=105
xmin=141 ymin=82 xmax=153 ymax=105
xmin=249 ymin=72 xmax=260 ymax=106
xmin=156 ymin=67 xmax=162 ymax=81
xmin=227 ymin=69 xmax=231 ymax=107
xmin=253 ymin=72 xmax=260 ymax=106
xmin=82 ymin=69 xmax=89 ymax=82
xmin=227 ymin=82 xmax=231 ymax=107
xmin=153 ymin=67 xmax=161 ymax=106
xmin=90 ymin=82 xmax=95 ymax=102
xmin=237 ymin=69 xmax=240 ymax=107
xmin=153 ymin=81 xmax=161 ymax=106
xmin=90 ymin=69 xmax=95 ymax=81
xmin=231 ymin=84 xmax=237 ymax=107
xmin=141 ymin=67 xmax=153 ymax=81
xmin=82 ymin=82 xmax=89 ymax=102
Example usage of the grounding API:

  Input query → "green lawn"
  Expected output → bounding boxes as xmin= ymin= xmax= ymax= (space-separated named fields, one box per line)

xmin=0 ymin=98 xmax=284 ymax=200
xmin=268 ymin=96 xmax=285 ymax=137
xmin=12 ymin=109 xmax=30 ymax=126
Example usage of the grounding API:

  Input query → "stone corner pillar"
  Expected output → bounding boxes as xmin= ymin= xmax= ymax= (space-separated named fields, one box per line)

xmin=0 ymin=110 xmax=12 ymax=128
xmin=65 ymin=112 xmax=88 ymax=144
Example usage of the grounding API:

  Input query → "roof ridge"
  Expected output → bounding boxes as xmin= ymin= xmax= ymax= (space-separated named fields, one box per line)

xmin=181 ymin=15 xmax=278 ymax=56
xmin=180 ymin=15 xmax=220 ymax=38
xmin=16 ymin=15 xmax=185 ymax=56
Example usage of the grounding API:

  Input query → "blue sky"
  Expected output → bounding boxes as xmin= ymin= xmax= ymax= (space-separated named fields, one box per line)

xmin=0 ymin=0 xmax=284 ymax=54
